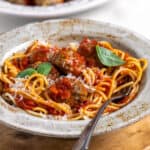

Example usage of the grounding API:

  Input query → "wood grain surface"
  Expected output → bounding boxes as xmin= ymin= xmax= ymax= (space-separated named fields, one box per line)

xmin=1 ymin=115 xmax=150 ymax=150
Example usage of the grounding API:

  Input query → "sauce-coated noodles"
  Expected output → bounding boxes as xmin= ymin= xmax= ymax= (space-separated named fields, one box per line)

xmin=0 ymin=38 xmax=148 ymax=120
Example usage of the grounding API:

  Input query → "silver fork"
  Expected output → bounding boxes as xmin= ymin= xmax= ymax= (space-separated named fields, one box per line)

xmin=72 ymin=87 xmax=132 ymax=150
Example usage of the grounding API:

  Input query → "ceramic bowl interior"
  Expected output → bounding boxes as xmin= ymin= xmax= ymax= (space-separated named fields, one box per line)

xmin=0 ymin=19 xmax=150 ymax=138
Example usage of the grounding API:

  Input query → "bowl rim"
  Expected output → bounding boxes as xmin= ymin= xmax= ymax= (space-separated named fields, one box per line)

xmin=0 ymin=19 xmax=150 ymax=138
xmin=0 ymin=0 xmax=109 ymax=18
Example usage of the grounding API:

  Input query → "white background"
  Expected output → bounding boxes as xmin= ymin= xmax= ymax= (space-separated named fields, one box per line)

xmin=0 ymin=0 xmax=150 ymax=39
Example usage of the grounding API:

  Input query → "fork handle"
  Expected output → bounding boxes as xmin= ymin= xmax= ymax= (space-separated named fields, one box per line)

xmin=72 ymin=100 xmax=111 ymax=150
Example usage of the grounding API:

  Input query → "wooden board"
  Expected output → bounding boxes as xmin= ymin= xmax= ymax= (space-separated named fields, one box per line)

xmin=1 ymin=115 xmax=150 ymax=150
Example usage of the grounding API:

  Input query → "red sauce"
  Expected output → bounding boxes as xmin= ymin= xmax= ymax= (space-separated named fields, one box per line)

xmin=3 ymin=83 xmax=9 ymax=89
xmin=21 ymin=57 xmax=29 ymax=69
xmin=71 ymin=52 xmax=86 ymax=75
xmin=49 ymin=78 xmax=72 ymax=102
xmin=31 ymin=45 xmax=50 ymax=63
xmin=12 ymin=59 xmax=19 ymax=69
xmin=15 ymin=97 xmax=37 ymax=110
xmin=78 ymin=38 xmax=97 ymax=57
xmin=78 ymin=38 xmax=102 ymax=68
xmin=48 ymin=107 xmax=64 ymax=116
xmin=86 ymin=57 xmax=97 ymax=67
xmin=48 ymin=67 xmax=60 ymax=80
xmin=12 ymin=56 xmax=29 ymax=70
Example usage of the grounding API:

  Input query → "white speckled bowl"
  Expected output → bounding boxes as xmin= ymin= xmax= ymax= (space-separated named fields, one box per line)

xmin=0 ymin=0 xmax=109 ymax=18
xmin=0 ymin=19 xmax=150 ymax=138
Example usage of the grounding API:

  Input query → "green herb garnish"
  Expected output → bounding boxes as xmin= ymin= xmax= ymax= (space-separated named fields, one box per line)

xmin=37 ymin=62 xmax=52 ymax=76
xmin=17 ymin=62 xmax=52 ymax=78
xmin=17 ymin=68 xmax=37 ymax=78
xmin=96 ymin=45 xmax=125 ymax=67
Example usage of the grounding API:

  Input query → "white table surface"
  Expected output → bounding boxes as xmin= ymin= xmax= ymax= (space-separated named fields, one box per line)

xmin=0 ymin=0 xmax=150 ymax=40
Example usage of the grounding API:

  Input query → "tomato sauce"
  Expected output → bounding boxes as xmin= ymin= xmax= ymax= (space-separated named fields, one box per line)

xmin=15 ymin=97 xmax=37 ymax=110
xmin=49 ymin=78 xmax=72 ymax=102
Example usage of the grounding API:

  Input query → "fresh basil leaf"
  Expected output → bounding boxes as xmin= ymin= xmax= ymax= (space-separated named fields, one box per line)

xmin=37 ymin=62 xmax=52 ymax=76
xmin=96 ymin=45 xmax=125 ymax=67
xmin=17 ymin=68 xmax=37 ymax=78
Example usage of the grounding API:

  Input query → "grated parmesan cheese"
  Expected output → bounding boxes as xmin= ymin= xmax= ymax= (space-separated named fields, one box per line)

xmin=69 ymin=42 xmax=79 ymax=51
xmin=10 ymin=78 xmax=25 ymax=91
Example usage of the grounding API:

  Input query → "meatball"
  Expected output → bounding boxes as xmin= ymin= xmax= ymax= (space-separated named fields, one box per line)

xmin=49 ymin=78 xmax=72 ymax=102
xmin=28 ymin=44 xmax=50 ymax=63
xmin=47 ymin=66 xmax=60 ymax=80
xmin=49 ymin=48 xmax=86 ymax=76
xmin=49 ymin=77 xmax=88 ymax=102
xmin=78 ymin=38 xmax=98 ymax=57
xmin=78 ymin=38 xmax=103 ymax=68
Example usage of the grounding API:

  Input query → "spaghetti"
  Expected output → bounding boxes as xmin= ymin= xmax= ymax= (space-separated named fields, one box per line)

xmin=0 ymin=38 xmax=148 ymax=120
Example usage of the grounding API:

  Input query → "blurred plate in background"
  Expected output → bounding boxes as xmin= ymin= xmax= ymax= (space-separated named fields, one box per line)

xmin=0 ymin=0 xmax=110 ymax=18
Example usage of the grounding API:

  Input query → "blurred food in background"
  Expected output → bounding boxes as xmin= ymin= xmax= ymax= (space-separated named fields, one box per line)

xmin=7 ymin=0 xmax=67 ymax=5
